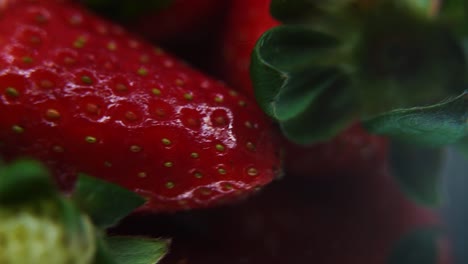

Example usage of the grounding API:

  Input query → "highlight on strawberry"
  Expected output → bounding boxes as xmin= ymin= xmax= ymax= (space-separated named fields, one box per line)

xmin=0 ymin=0 xmax=281 ymax=213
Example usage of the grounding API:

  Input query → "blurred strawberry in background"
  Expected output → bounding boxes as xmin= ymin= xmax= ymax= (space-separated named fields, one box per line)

xmin=114 ymin=160 xmax=450 ymax=264
xmin=80 ymin=0 xmax=231 ymax=72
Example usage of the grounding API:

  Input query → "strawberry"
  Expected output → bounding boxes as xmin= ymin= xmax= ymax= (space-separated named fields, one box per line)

xmin=283 ymin=123 xmax=387 ymax=177
xmin=114 ymin=165 xmax=451 ymax=264
xmin=219 ymin=0 xmax=279 ymax=97
xmin=0 ymin=0 xmax=281 ymax=212
xmin=0 ymin=200 xmax=97 ymax=264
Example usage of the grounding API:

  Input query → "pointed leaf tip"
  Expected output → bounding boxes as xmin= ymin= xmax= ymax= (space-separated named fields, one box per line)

xmin=72 ymin=175 xmax=146 ymax=229
xmin=104 ymin=236 xmax=169 ymax=264
xmin=364 ymin=91 xmax=468 ymax=147
xmin=389 ymin=140 xmax=444 ymax=206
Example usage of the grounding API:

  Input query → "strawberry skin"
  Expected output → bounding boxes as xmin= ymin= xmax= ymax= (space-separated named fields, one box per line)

xmin=284 ymin=124 xmax=387 ymax=177
xmin=0 ymin=0 xmax=281 ymax=212
xmin=219 ymin=0 xmax=279 ymax=97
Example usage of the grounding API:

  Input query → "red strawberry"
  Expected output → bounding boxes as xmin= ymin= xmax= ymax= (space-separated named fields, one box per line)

xmin=284 ymin=123 xmax=387 ymax=177
xmin=219 ymin=0 xmax=279 ymax=97
xmin=114 ymin=165 xmax=451 ymax=264
xmin=0 ymin=0 xmax=281 ymax=212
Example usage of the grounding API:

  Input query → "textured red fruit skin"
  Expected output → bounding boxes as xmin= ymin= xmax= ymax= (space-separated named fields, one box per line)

xmin=0 ymin=0 xmax=281 ymax=212
xmin=219 ymin=0 xmax=279 ymax=97
xmin=114 ymin=165 xmax=450 ymax=264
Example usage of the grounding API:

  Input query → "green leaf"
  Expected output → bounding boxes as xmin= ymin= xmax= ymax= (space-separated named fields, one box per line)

xmin=251 ymin=25 xmax=347 ymax=119
xmin=104 ymin=236 xmax=169 ymax=264
xmin=279 ymin=75 xmax=357 ymax=144
xmin=364 ymin=91 xmax=468 ymax=147
xmin=273 ymin=68 xmax=345 ymax=121
xmin=71 ymin=175 xmax=146 ymax=229
xmin=355 ymin=11 xmax=466 ymax=117
xmin=251 ymin=25 xmax=359 ymax=144
xmin=58 ymin=198 xmax=91 ymax=239
xmin=251 ymin=25 xmax=357 ymax=144
xmin=0 ymin=159 xmax=56 ymax=204
xmin=388 ymin=227 xmax=440 ymax=264
xmin=255 ymin=0 xmax=467 ymax=148
xmin=389 ymin=140 xmax=444 ymax=206
xmin=439 ymin=0 xmax=468 ymax=37
xmin=93 ymin=236 xmax=118 ymax=264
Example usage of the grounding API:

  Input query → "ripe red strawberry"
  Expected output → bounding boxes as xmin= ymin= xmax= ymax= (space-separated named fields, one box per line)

xmin=114 ymin=165 xmax=451 ymax=264
xmin=219 ymin=0 xmax=279 ymax=97
xmin=0 ymin=0 xmax=281 ymax=212
xmin=284 ymin=123 xmax=387 ymax=177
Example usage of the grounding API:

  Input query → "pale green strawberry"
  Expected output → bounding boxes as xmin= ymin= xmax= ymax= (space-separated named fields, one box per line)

xmin=0 ymin=201 xmax=96 ymax=264
xmin=0 ymin=159 xmax=169 ymax=264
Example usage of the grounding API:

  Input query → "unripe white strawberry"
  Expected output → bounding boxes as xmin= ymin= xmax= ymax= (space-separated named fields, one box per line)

xmin=0 ymin=201 xmax=96 ymax=264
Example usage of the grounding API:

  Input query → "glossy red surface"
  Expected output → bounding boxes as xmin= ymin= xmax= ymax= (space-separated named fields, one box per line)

xmin=0 ymin=0 xmax=281 ymax=212
xmin=219 ymin=0 xmax=280 ymax=97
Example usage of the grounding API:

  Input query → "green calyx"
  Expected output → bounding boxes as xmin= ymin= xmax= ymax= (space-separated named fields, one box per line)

xmin=355 ymin=10 xmax=466 ymax=117
xmin=0 ymin=159 xmax=56 ymax=204
xmin=253 ymin=0 xmax=468 ymax=145
xmin=0 ymin=160 xmax=169 ymax=264
xmin=252 ymin=0 xmax=468 ymax=206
